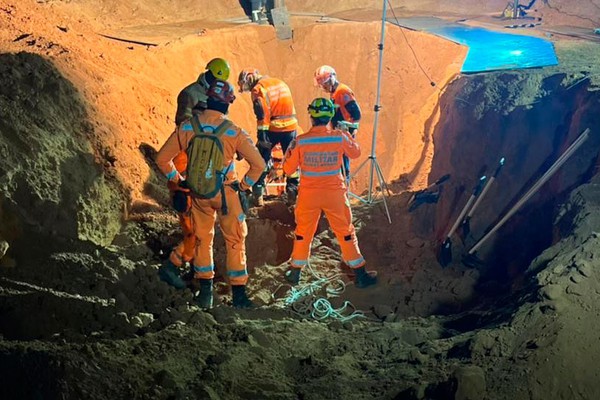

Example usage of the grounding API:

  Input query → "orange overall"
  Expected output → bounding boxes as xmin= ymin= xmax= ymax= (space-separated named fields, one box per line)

xmin=251 ymin=76 xmax=298 ymax=133
xmin=156 ymin=110 xmax=266 ymax=285
xmin=282 ymin=125 xmax=366 ymax=270
xmin=331 ymin=83 xmax=361 ymax=181
xmin=167 ymin=150 xmax=195 ymax=268
xmin=252 ymin=76 xmax=300 ymax=190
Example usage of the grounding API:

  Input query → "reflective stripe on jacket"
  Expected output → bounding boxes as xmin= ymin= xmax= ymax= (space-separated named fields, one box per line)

xmin=251 ymin=76 xmax=298 ymax=132
xmin=283 ymin=125 xmax=360 ymax=190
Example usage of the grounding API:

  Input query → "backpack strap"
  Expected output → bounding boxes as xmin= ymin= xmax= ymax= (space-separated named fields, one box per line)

xmin=213 ymin=120 xmax=234 ymax=215
xmin=190 ymin=113 xmax=205 ymax=137
xmin=188 ymin=116 xmax=235 ymax=214
xmin=190 ymin=115 xmax=232 ymax=138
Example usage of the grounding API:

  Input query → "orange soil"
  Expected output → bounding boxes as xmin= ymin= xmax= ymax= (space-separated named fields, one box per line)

xmin=3 ymin=0 xmax=594 ymax=205
xmin=0 ymin=0 xmax=467 ymax=206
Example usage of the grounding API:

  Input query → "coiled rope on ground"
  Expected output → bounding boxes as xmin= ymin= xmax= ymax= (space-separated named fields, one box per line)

xmin=272 ymin=261 xmax=366 ymax=322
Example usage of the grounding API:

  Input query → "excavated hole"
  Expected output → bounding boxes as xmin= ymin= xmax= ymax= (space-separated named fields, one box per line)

xmin=1 ymin=28 xmax=600 ymax=344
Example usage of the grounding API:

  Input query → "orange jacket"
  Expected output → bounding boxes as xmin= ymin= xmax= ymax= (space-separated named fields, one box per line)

xmin=251 ymin=76 xmax=298 ymax=133
xmin=331 ymin=83 xmax=359 ymax=123
xmin=283 ymin=125 xmax=360 ymax=190
xmin=156 ymin=110 xmax=266 ymax=191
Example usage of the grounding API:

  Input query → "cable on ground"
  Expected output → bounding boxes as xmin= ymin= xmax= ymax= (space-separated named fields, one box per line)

xmin=271 ymin=261 xmax=366 ymax=322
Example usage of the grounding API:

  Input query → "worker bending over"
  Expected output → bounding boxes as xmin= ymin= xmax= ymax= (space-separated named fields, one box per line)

xmin=238 ymin=67 xmax=299 ymax=206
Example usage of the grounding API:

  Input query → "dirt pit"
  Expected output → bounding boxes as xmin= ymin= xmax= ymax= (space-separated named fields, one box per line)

xmin=2 ymin=1 xmax=600 ymax=399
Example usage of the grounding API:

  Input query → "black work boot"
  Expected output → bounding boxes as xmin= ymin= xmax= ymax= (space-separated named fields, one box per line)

xmin=252 ymin=184 xmax=265 ymax=207
xmin=195 ymin=279 xmax=214 ymax=310
xmin=231 ymin=285 xmax=254 ymax=309
xmin=354 ymin=266 xmax=377 ymax=289
xmin=158 ymin=261 xmax=186 ymax=290
xmin=284 ymin=267 xmax=301 ymax=285
xmin=285 ymin=187 xmax=297 ymax=206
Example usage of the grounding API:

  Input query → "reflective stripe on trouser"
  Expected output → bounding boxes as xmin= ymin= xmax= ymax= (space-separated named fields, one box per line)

xmin=190 ymin=186 xmax=249 ymax=285
xmin=169 ymin=212 xmax=195 ymax=267
xmin=291 ymin=188 xmax=365 ymax=269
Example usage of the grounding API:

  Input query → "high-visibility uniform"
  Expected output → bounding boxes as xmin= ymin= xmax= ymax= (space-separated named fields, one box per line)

xmin=251 ymin=76 xmax=298 ymax=133
xmin=330 ymin=83 xmax=361 ymax=181
xmin=331 ymin=83 xmax=361 ymax=128
xmin=251 ymin=76 xmax=299 ymax=190
xmin=282 ymin=125 xmax=366 ymax=270
xmin=175 ymin=73 xmax=210 ymax=126
xmin=157 ymin=110 xmax=266 ymax=285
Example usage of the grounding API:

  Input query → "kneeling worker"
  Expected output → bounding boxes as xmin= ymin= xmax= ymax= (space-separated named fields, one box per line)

xmin=282 ymin=98 xmax=377 ymax=288
xmin=156 ymin=80 xmax=266 ymax=309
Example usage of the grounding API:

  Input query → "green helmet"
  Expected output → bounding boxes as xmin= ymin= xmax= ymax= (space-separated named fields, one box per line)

xmin=205 ymin=58 xmax=231 ymax=80
xmin=307 ymin=97 xmax=335 ymax=118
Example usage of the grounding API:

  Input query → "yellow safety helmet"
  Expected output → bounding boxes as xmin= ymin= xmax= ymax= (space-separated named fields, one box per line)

xmin=307 ymin=98 xmax=335 ymax=119
xmin=205 ymin=58 xmax=231 ymax=80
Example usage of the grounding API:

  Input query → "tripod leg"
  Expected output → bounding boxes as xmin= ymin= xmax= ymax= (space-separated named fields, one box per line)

xmin=374 ymin=161 xmax=393 ymax=197
xmin=368 ymin=158 xmax=376 ymax=204
xmin=348 ymin=157 xmax=370 ymax=203
xmin=350 ymin=158 xmax=369 ymax=180
xmin=375 ymin=161 xmax=392 ymax=224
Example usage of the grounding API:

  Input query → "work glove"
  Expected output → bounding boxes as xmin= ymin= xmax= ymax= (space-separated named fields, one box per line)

xmin=230 ymin=181 xmax=251 ymax=214
xmin=256 ymin=129 xmax=272 ymax=151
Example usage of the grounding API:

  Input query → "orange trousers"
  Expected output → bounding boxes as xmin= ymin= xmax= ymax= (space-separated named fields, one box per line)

xmin=290 ymin=188 xmax=365 ymax=270
xmin=190 ymin=186 xmax=249 ymax=285
xmin=168 ymin=211 xmax=195 ymax=267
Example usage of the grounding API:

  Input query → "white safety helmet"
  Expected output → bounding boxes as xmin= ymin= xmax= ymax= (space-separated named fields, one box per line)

xmin=314 ymin=65 xmax=337 ymax=89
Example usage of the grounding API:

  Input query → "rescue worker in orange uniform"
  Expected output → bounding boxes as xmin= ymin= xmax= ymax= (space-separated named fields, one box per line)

xmin=314 ymin=65 xmax=362 ymax=183
xmin=283 ymin=98 xmax=377 ymax=288
xmin=237 ymin=68 xmax=299 ymax=206
xmin=159 ymin=58 xmax=232 ymax=290
xmin=157 ymin=80 xmax=266 ymax=309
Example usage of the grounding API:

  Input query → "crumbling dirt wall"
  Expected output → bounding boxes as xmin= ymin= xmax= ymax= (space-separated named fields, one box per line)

xmin=0 ymin=53 xmax=123 ymax=247
xmin=423 ymin=71 xmax=600 ymax=275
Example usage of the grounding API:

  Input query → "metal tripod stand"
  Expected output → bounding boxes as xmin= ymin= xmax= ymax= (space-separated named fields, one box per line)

xmin=348 ymin=0 xmax=392 ymax=224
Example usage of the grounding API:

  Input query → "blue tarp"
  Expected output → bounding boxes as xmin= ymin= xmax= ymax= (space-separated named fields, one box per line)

xmin=429 ymin=26 xmax=559 ymax=73
xmin=388 ymin=18 xmax=559 ymax=73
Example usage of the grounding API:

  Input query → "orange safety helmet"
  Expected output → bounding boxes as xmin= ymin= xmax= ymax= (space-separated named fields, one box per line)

xmin=237 ymin=67 xmax=262 ymax=93
xmin=314 ymin=65 xmax=337 ymax=89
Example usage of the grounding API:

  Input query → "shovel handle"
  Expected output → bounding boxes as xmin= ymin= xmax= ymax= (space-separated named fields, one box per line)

xmin=469 ymin=128 xmax=590 ymax=254
xmin=445 ymin=175 xmax=487 ymax=239
xmin=435 ymin=174 xmax=451 ymax=186
xmin=466 ymin=158 xmax=505 ymax=219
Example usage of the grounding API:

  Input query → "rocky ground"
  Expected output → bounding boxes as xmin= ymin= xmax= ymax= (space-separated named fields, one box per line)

xmin=1 ymin=1 xmax=600 ymax=399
